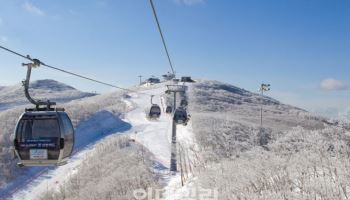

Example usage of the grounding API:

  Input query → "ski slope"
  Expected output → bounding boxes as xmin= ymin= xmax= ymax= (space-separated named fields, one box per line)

xmin=125 ymin=86 xmax=173 ymax=167
xmin=6 ymin=83 xmax=180 ymax=200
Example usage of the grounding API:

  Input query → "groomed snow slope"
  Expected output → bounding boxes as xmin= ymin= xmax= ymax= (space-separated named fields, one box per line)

xmin=124 ymin=85 xmax=173 ymax=167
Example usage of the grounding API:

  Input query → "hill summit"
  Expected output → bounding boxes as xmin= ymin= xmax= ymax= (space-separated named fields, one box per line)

xmin=0 ymin=79 xmax=95 ymax=111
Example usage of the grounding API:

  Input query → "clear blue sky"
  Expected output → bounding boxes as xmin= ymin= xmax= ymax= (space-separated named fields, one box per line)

xmin=0 ymin=0 xmax=350 ymax=117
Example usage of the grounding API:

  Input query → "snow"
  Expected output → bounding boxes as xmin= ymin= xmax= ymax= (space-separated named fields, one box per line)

xmin=124 ymin=86 xmax=173 ymax=166
xmin=73 ymin=110 xmax=131 ymax=151
xmin=4 ymin=82 xmax=178 ymax=200
xmin=177 ymin=122 xmax=195 ymax=148
xmin=2 ymin=79 xmax=327 ymax=200
xmin=11 ymin=148 xmax=90 ymax=200
xmin=0 ymin=79 xmax=95 ymax=111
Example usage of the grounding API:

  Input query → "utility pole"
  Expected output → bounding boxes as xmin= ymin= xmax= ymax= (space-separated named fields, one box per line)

xmin=166 ymin=85 xmax=186 ymax=172
xmin=259 ymin=83 xmax=270 ymax=128
xmin=138 ymin=75 xmax=142 ymax=85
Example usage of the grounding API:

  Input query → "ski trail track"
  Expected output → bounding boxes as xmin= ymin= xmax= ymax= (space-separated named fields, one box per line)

xmin=125 ymin=86 xmax=173 ymax=169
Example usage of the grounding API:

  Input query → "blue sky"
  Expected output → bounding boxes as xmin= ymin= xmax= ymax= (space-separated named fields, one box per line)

xmin=0 ymin=0 xmax=350 ymax=117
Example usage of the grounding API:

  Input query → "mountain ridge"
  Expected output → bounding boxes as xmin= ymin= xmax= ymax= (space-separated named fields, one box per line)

xmin=0 ymin=79 xmax=95 ymax=111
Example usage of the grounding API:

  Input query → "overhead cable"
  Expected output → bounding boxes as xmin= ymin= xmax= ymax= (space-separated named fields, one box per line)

xmin=0 ymin=45 xmax=151 ymax=96
xmin=149 ymin=0 xmax=176 ymax=76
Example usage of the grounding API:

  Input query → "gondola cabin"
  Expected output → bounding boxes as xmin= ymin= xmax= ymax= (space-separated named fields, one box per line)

xmin=180 ymin=99 xmax=188 ymax=107
xmin=14 ymin=111 xmax=74 ymax=166
xmin=149 ymin=104 xmax=161 ymax=119
xmin=173 ymin=108 xmax=189 ymax=125
xmin=166 ymin=106 xmax=172 ymax=113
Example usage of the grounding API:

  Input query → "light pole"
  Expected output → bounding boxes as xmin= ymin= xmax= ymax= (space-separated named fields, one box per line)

xmin=259 ymin=83 xmax=270 ymax=128
xmin=138 ymin=75 xmax=142 ymax=85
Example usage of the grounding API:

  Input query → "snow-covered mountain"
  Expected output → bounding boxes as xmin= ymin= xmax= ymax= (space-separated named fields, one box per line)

xmin=187 ymin=80 xmax=325 ymax=157
xmin=191 ymin=80 xmax=324 ymax=130
xmin=0 ymin=79 xmax=95 ymax=111
xmin=1 ymin=79 xmax=348 ymax=200
xmin=184 ymin=80 xmax=350 ymax=200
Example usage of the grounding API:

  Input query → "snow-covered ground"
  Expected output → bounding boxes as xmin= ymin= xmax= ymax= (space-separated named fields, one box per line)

xmin=3 ymin=82 xmax=182 ymax=200
xmin=3 ymin=79 xmax=341 ymax=200
xmin=11 ymin=147 xmax=92 ymax=200
xmin=125 ymin=86 xmax=173 ymax=167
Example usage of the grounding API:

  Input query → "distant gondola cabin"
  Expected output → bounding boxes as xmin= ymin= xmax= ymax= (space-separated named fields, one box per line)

xmin=149 ymin=104 xmax=161 ymax=119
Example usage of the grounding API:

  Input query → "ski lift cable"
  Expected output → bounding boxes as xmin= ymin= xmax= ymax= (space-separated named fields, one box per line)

xmin=0 ymin=45 xmax=151 ymax=96
xmin=149 ymin=0 xmax=176 ymax=76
